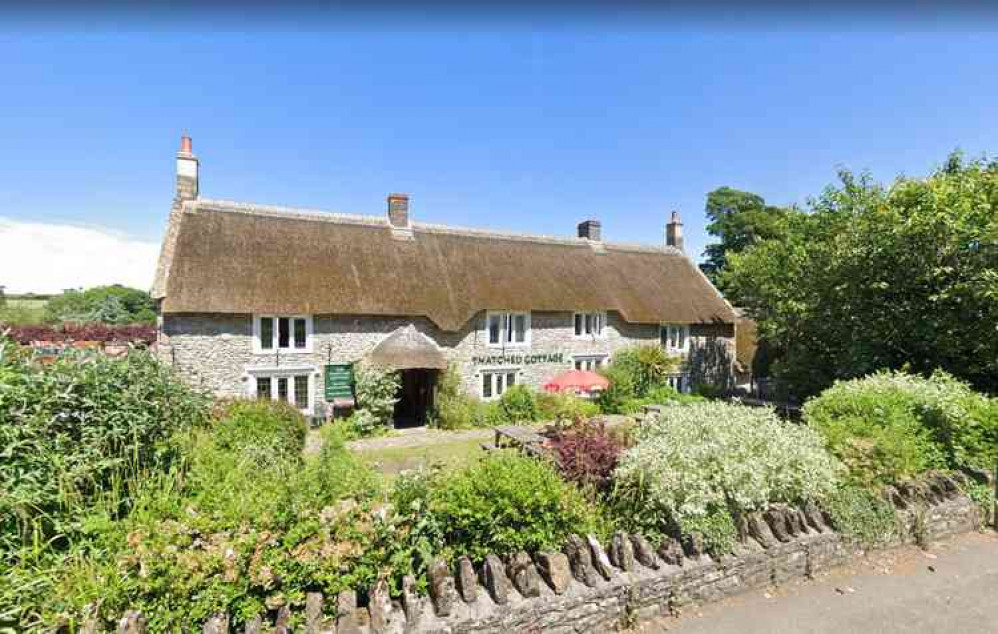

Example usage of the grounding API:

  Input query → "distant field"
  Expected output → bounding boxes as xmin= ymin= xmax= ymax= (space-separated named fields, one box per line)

xmin=0 ymin=296 xmax=49 ymax=325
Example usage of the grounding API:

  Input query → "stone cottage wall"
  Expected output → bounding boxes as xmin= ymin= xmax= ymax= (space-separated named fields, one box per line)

xmin=158 ymin=311 xmax=731 ymax=410
xmin=104 ymin=473 xmax=983 ymax=634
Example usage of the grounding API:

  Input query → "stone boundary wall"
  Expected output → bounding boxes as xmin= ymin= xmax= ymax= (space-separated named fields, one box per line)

xmin=106 ymin=474 xmax=983 ymax=634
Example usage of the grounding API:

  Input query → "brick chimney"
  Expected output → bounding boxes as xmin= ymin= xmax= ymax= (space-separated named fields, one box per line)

xmin=387 ymin=193 xmax=410 ymax=228
xmin=577 ymin=219 xmax=602 ymax=241
xmin=175 ymin=134 xmax=199 ymax=202
xmin=666 ymin=211 xmax=684 ymax=251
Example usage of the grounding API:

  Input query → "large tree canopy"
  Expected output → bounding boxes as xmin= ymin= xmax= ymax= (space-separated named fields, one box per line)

xmin=724 ymin=154 xmax=998 ymax=398
xmin=700 ymin=186 xmax=792 ymax=295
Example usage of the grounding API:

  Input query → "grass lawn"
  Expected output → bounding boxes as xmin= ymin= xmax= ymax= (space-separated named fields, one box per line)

xmin=355 ymin=435 xmax=488 ymax=476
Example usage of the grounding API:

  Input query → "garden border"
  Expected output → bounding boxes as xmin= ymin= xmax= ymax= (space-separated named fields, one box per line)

xmin=101 ymin=472 xmax=985 ymax=634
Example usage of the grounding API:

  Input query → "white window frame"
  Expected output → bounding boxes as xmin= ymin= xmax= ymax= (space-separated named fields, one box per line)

xmin=479 ymin=368 xmax=520 ymax=400
xmin=253 ymin=314 xmax=314 ymax=354
xmin=667 ymin=373 xmax=691 ymax=394
xmin=660 ymin=323 xmax=689 ymax=354
xmin=573 ymin=354 xmax=608 ymax=372
xmin=485 ymin=311 xmax=531 ymax=348
xmin=245 ymin=366 xmax=316 ymax=414
xmin=573 ymin=311 xmax=606 ymax=339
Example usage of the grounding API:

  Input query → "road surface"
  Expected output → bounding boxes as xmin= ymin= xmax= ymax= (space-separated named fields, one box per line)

xmin=632 ymin=531 xmax=998 ymax=634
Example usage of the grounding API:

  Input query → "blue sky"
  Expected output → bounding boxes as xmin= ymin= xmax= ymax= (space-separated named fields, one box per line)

xmin=2 ymin=21 xmax=997 ymax=292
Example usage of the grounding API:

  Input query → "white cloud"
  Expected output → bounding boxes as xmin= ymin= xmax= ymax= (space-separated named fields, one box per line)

xmin=0 ymin=219 xmax=159 ymax=295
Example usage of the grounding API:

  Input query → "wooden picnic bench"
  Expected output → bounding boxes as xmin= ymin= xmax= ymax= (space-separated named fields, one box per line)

xmin=481 ymin=425 xmax=550 ymax=457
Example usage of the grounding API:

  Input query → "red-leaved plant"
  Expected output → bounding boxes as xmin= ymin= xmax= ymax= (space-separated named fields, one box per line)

xmin=2 ymin=322 xmax=157 ymax=345
xmin=547 ymin=418 xmax=625 ymax=494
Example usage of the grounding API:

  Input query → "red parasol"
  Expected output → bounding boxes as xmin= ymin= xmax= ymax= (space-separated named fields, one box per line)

xmin=543 ymin=369 xmax=610 ymax=395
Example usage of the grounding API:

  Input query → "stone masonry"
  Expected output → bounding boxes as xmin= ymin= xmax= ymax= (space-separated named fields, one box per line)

xmin=158 ymin=310 xmax=730 ymax=411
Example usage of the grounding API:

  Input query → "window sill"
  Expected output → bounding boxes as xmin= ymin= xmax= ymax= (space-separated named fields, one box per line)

xmin=253 ymin=347 xmax=314 ymax=355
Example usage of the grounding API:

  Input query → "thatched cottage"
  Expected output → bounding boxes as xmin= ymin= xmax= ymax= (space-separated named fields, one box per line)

xmin=153 ymin=137 xmax=736 ymax=426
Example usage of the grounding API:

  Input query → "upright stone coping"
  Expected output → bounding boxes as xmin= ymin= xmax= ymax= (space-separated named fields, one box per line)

xmin=108 ymin=486 xmax=982 ymax=634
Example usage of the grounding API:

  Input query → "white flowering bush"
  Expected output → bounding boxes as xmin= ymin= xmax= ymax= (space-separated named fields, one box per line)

xmin=353 ymin=362 xmax=400 ymax=432
xmin=613 ymin=402 xmax=840 ymax=552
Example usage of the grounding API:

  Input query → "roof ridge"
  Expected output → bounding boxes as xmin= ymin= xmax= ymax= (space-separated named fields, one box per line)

xmin=196 ymin=198 xmax=386 ymax=227
xmin=193 ymin=197 xmax=683 ymax=255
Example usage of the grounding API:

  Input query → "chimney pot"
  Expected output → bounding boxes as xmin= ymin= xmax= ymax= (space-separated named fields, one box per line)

xmin=175 ymin=134 xmax=199 ymax=202
xmin=577 ymin=219 xmax=602 ymax=241
xmin=666 ymin=211 xmax=684 ymax=251
xmin=387 ymin=193 xmax=410 ymax=228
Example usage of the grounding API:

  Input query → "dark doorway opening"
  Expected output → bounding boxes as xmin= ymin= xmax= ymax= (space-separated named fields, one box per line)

xmin=394 ymin=369 xmax=438 ymax=428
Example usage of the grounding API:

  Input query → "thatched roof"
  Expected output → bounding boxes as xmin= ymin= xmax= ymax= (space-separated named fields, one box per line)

xmin=367 ymin=325 xmax=448 ymax=370
xmin=155 ymin=199 xmax=736 ymax=331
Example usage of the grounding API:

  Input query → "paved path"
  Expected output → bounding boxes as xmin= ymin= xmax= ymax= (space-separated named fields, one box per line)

xmin=631 ymin=531 xmax=998 ymax=634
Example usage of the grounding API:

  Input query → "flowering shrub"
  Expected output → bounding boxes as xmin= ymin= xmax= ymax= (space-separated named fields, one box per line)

xmin=352 ymin=362 xmax=400 ymax=432
xmin=547 ymin=419 xmax=625 ymax=493
xmin=804 ymin=370 xmax=998 ymax=485
xmin=613 ymin=402 xmax=840 ymax=552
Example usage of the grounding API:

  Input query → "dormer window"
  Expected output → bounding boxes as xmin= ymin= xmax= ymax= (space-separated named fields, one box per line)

xmin=486 ymin=311 xmax=530 ymax=347
xmin=574 ymin=312 xmax=605 ymax=339
xmin=254 ymin=315 xmax=313 ymax=353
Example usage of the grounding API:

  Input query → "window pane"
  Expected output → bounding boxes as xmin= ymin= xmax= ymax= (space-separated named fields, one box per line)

xmin=678 ymin=327 xmax=686 ymax=349
xmin=483 ymin=373 xmax=492 ymax=398
xmin=294 ymin=375 xmax=309 ymax=408
xmin=595 ymin=314 xmax=603 ymax=336
xmin=507 ymin=372 xmax=516 ymax=387
xmin=575 ymin=360 xmax=583 ymax=371
xmin=584 ymin=313 xmax=593 ymax=334
xmin=293 ymin=319 xmax=307 ymax=349
xmin=505 ymin=314 xmax=513 ymax=343
xmin=277 ymin=377 xmax=288 ymax=402
xmin=660 ymin=326 xmax=668 ymax=347
xmin=256 ymin=377 xmax=272 ymax=399
xmin=514 ymin=314 xmax=526 ymax=343
xmin=496 ymin=373 xmax=504 ymax=395
xmin=260 ymin=318 xmax=274 ymax=349
xmin=574 ymin=313 xmax=583 ymax=336
xmin=488 ymin=315 xmax=501 ymax=344
xmin=278 ymin=318 xmax=291 ymax=348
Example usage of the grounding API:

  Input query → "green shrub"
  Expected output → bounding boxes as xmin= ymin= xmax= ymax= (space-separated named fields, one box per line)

xmin=0 ymin=340 xmax=210 ymax=559
xmin=961 ymin=481 xmax=995 ymax=527
xmin=16 ymin=422 xmax=383 ymax=631
xmin=804 ymin=370 xmax=998 ymax=486
xmin=497 ymin=385 xmax=538 ymax=424
xmin=821 ymin=484 xmax=899 ymax=546
xmin=418 ymin=452 xmax=606 ymax=561
xmin=353 ymin=363 xmax=400 ymax=433
xmin=613 ymin=402 xmax=841 ymax=554
xmin=597 ymin=345 xmax=681 ymax=413
xmin=213 ymin=399 xmax=307 ymax=459
xmin=617 ymin=385 xmax=706 ymax=414
xmin=432 ymin=365 xmax=499 ymax=430
xmin=536 ymin=391 xmax=600 ymax=422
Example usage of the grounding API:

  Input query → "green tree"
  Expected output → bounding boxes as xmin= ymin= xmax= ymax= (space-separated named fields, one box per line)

xmin=724 ymin=153 xmax=998 ymax=397
xmin=700 ymin=186 xmax=793 ymax=295
xmin=45 ymin=285 xmax=157 ymax=325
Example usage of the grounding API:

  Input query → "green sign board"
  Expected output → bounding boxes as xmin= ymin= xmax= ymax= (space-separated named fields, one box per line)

xmin=324 ymin=363 xmax=354 ymax=401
